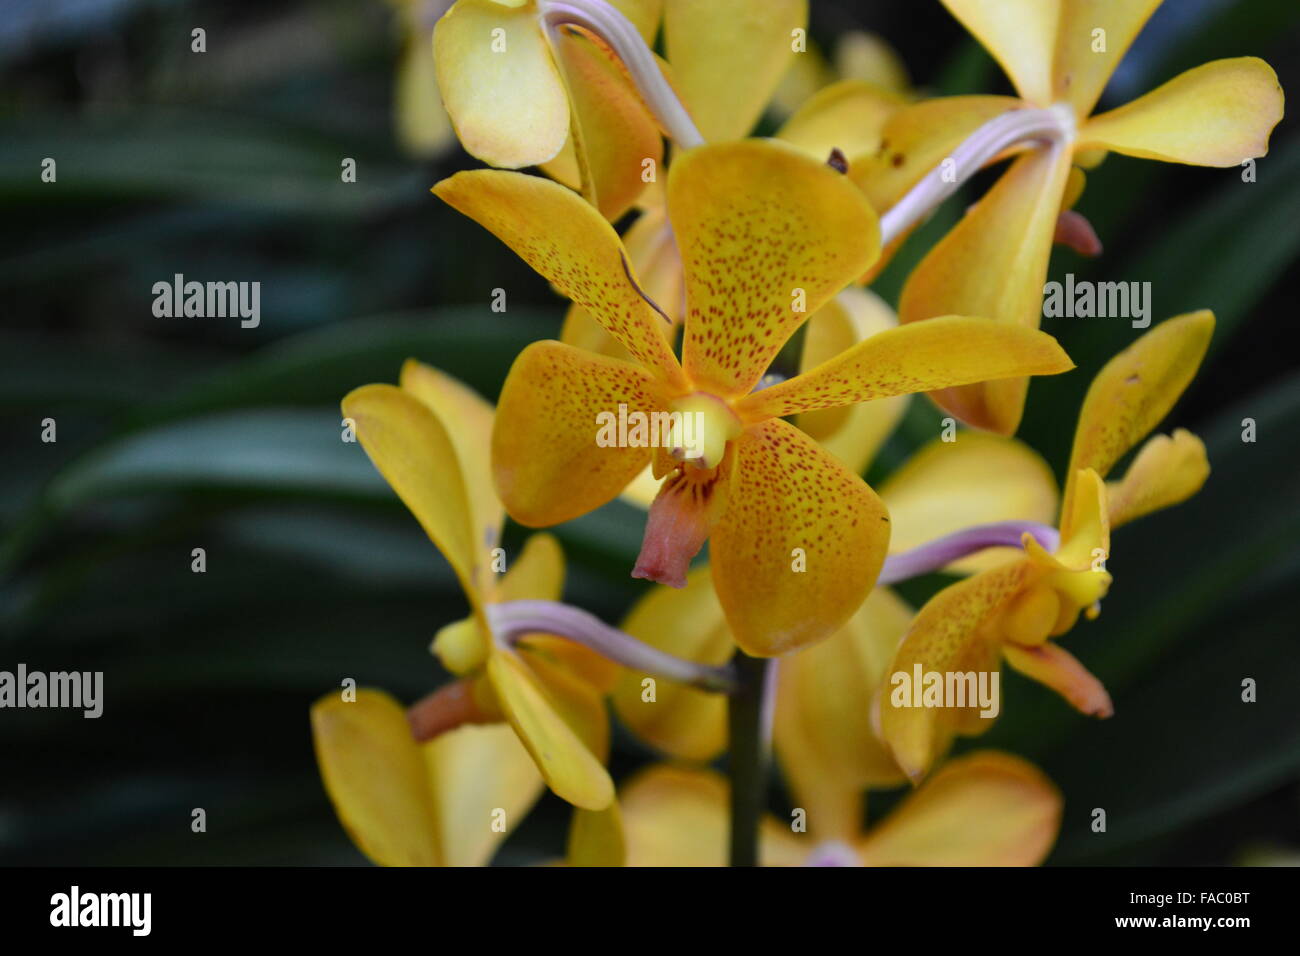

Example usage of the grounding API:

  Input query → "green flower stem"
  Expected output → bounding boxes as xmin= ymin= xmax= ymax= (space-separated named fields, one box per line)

xmin=728 ymin=651 xmax=774 ymax=867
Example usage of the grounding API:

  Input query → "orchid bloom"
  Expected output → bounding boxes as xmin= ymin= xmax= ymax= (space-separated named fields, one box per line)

xmin=388 ymin=0 xmax=457 ymax=157
xmin=435 ymin=138 xmax=1075 ymax=656
xmin=434 ymin=0 xmax=668 ymax=221
xmin=882 ymin=311 xmax=1215 ymax=778
xmin=861 ymin=0 xmax=1283 ymax=435
xmin=616 ymin=751 xmax=1062 ymax=867
xmin=332 ymin=360 xmax=620 ymax=811
xmin=312 ymin=689 xmax=543 ymax=866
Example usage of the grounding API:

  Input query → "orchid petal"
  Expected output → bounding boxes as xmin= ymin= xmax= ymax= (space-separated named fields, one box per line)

xmin=492 ymin=340 xmax=669 ymax=527
xmin=663 ymin=0 xmax=808 ymax=142
xmin=1003 ymin=641 xmax=1113 ymax=718
xmin=433 ymin=0 xmax=569 ymax=168
xmin=566 ymin=802 xmax=626 ymax=866
xmin=1052 ymin=0 xmax=1162 ymax=117
xmin=433 ymin=169 xmax=685 ymax=384
xmin=879 ymin=433 xmax=1059 ymax=574
xmin=669 ymin=139 xmax=880 ymax=397
xmin=776 ymin=79 xmax=905 ymax=163
xmin=735 ymin=316 xmax=1072 ymax=420
xmin=711 ymin=419 xmax=890 ymax=657
xmin=1079 ymin=58 xmax=1284 ymax=166
xmin=939 ymin=0 xmax=1059 ymax=105
xmin=856 ymin=751 xmax=1061 ymax=866
xmin=1106 ymin=429 xmax=1209 ymax=529
xmin=899 ymin=146 xmax=1074 ymax=434
xmin=1062 ymin=310 xmax=1214 ymax=521
xmin=774 ymin=588 xmax=913 ymax=841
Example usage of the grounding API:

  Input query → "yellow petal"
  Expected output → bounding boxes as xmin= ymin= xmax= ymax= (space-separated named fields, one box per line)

xmin=433 ymin=169 xmax=685 ymax=385
xmin=550 ymin=27 xmax=663 ymax=221
xmin=1079 ymin=58 xmax=1284 ymax=166
xmin=879 ymin=433 xmax=1059 ymax=574
xmin=834 ymin=30 xmax=911 ymax=95
xmin=774 ymin=588 xmax=913 ymax=841
xmin=343 ymin=384 xmax=482 ymax=602
xmin=939 ymin=0 xmax=1059 ymax=105
xmin=1106 ymin=429 xmax=1209 ymax=529
xmin=711 ymin=419 xmax=890 ymax=657
xmin=856 ymin=751 xmax=1061 ymax=866
xmin=898 ymin=146 xmax=1074 ymax=434
xmin=881 ymin=560 xmax=1034 ymax=778
xmin=736 ymin=316 xmax=1073 ymax=420
xmin=492 ymin=340 xmax=669 ymax=527
xmin=495 ymin=531 xmax=565 ymax=603
xmin=1062 ymin=310 xmax=1214 ymax=520
xmin=1003 ymin=641 xmax=1113 ymax=718
xmin=612 ymin=566 xmax=732 ymax=761
xmin=608 ymin=0 xmax=662 ymax=45
xmin=433 ymin=0 xmax=569 ymax=168
xmin=567 ymin=802 xmax=626 ymax=867
xmin=311 ymin=689 xmax=543 ymax=866
xmin=394 ymin=20 xmax=454 ymax=157
xmin=1055 ymin=467 xmax=1111 ymax=571
xmin=400 ymin=359 xmax=503 ymax=564
xmin=1052 ymin=0 xmax=1161 ymax=117
xmin=487 ymin=648 xmax=614 ymax=809
xmin=620 ymin=764 xmax=805 ymax=866
xmin=663 ymin=0 xmax=807 ymax=142
xmin=796 ymin=288 xmax=909 ymax=476
xmin=849 ymin=95 xmax=1022 ymax=213
xmin=670 ymin=139 xmax=880 ymax=397
xmin=776 ymin=79 xmax=905 ymax=163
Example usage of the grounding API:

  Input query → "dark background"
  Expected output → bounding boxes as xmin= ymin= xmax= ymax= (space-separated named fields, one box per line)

xmin=1 ymin=0 xmax=1298 ymax=865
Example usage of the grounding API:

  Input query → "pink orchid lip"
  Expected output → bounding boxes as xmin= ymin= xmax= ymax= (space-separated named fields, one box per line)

xmin=877 ymin=521 xmax=1060 ymax=585
xmin=488 ymin=599 xmax=737 ymax=692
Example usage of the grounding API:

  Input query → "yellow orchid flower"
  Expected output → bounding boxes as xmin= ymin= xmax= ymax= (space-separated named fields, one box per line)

xmin=338 ymin=359 xmax=619 ymax=810
xmin=881 ymin=311 xmax=1216 ymax=778
xmin=435 ymin=138 xmax=1075 ymax=656
xmin=433 ymin=0 xmax=666 ymax=221
xmin=618 ymin=751 xmax=1062 ymax=866
xmin=388 ymin=0 xmax=457 ymax=157
xmin=311 ymin=689 xmax=544 ymax=866
xmin=875 ymin=0 xmax=1282 ymax=435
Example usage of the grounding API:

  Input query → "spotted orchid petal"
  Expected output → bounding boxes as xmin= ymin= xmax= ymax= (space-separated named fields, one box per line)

xmin=1079 ymin=58 xmax=1284 ymax=167
xmin=433 ymin=169 xmax=686 ymax=386
xmin=881 ymin=560 xmax=1034 ymax=778
xmin=710 ymin=418 xmax=890 ymax=657
xmin=669 ymin=139 xmax=880 ymax=398
xmin=343 ymin=383 xmax=483 ymax=602
xmin=1052 ymin=0 xmax=1162 ymax=117
xmin=939 ymin=0 xmax=1059 ymax=105
xmin=856 ymin=751 xmax=1061 ymax=866
xmin=774 ymin=588 xmax=914 ymax=841
xmin=795 ymin=288 xmax=909 ymax=477
xmin=663 ymin=0 xmax=808 ymax=142
xmin=899 ymin=146 xmax=1074 ymax=434
xmin=311 ymin=689 xmax=543 ymax=866
xmin=612 ymin=565 xmax=732 ymax=761
xmin=879 ymin=433 xmax=1059 ymax=574
xmin=1061 ymin=310 xmax=1214 ymax=524
xmin=434 ymin=0 xmax=570 ymax=169
xmin=776 ymin=79 xmax=906 ymax=164
xmin=492 ymin=340 xmax=671 ymax=527
xmin=735 ymin=315 xmax=1073 ymax=421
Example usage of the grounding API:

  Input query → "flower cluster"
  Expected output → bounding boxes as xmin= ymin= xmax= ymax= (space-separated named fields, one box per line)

xmin=311 ymin=0 xmax=1283 ymax=866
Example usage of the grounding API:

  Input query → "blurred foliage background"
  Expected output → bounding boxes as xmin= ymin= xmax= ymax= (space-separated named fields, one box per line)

xmin=2 ymin=0 xmax=1298 ymax=865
